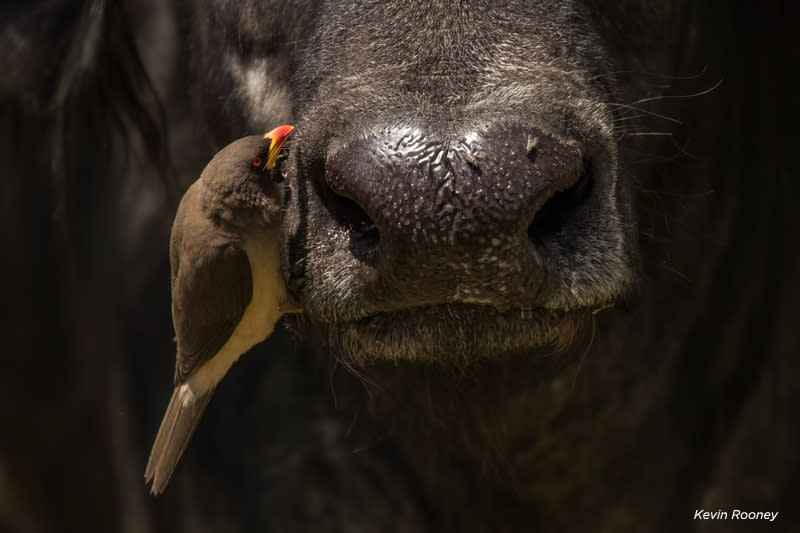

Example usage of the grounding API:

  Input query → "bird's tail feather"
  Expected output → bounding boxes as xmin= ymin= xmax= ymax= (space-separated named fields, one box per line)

xmin=144 ymin=385 xmax=214 ymax=495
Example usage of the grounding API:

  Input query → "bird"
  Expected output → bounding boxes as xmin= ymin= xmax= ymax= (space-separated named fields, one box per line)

xmin=145 ymin=125 xmax=298 ymax=495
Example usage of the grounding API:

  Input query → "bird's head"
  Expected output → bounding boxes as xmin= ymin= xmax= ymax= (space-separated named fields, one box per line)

xmin=200 ymin=125 xmax=294 ymax=229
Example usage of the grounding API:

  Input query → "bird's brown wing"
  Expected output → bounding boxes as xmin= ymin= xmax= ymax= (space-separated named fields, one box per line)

xmin=169 ymin=184 xmax=253 ymax=384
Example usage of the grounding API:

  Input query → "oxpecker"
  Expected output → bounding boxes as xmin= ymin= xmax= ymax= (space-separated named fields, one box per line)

xmin=145 ymin=125 xmax=297 ymax=494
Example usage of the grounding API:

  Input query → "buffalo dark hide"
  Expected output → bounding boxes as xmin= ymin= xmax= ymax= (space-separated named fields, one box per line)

xmin=0 ymin=1 xmax=798 ymax=532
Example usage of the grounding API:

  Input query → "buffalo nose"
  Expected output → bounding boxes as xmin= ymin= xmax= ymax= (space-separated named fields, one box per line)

xmin=323 ymin=124 xmax=589 ymax=308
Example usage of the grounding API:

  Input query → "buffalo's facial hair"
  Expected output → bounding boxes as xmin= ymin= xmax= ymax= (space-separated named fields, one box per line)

xmin=286 ymin=307 xmax=590 ymax=366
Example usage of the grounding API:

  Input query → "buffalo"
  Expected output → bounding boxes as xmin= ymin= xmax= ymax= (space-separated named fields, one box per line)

xmin=1 ymin=0 xmax=797 ymax=532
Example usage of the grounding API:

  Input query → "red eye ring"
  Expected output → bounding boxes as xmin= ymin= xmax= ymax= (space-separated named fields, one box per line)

xmin=252 ymin=156 xmax=262 ymax=167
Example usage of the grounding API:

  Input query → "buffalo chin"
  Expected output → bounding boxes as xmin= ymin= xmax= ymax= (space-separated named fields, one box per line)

xmin=292 ymin=305 xmax=592 ymax=367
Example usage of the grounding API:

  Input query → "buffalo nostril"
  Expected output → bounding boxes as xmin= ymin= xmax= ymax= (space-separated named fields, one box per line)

xmin=320 ymin=182 xmax=380 ymax=258
xmin=528 ymin=161 xmax=594 ymax=244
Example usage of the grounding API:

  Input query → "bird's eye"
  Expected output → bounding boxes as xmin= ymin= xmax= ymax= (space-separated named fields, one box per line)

xmin=251 ymin=156 xmax=263 ymax=168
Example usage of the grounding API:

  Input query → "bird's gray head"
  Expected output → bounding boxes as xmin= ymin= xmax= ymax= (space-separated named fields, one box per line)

xmin=200 ymin=134 xmax=288 ymax=231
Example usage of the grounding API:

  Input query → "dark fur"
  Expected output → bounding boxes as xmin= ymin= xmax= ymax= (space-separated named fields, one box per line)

xmin=1 ymin=0 xmax=798 ymax=532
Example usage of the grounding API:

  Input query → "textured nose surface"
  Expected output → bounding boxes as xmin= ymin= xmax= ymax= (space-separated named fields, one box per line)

xmin=327 ymin=124 xmax=582 ymax=244
xmin=324 ymin=124 xmax=584 ymax=306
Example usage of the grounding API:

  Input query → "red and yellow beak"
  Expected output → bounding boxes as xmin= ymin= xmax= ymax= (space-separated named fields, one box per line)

xmin=264 ymin=125 xmax=294 ymax=169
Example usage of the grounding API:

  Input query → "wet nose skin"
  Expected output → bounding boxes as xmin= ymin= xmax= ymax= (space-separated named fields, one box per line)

xmin=324 ymin=124 xmax=584 ymax=310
